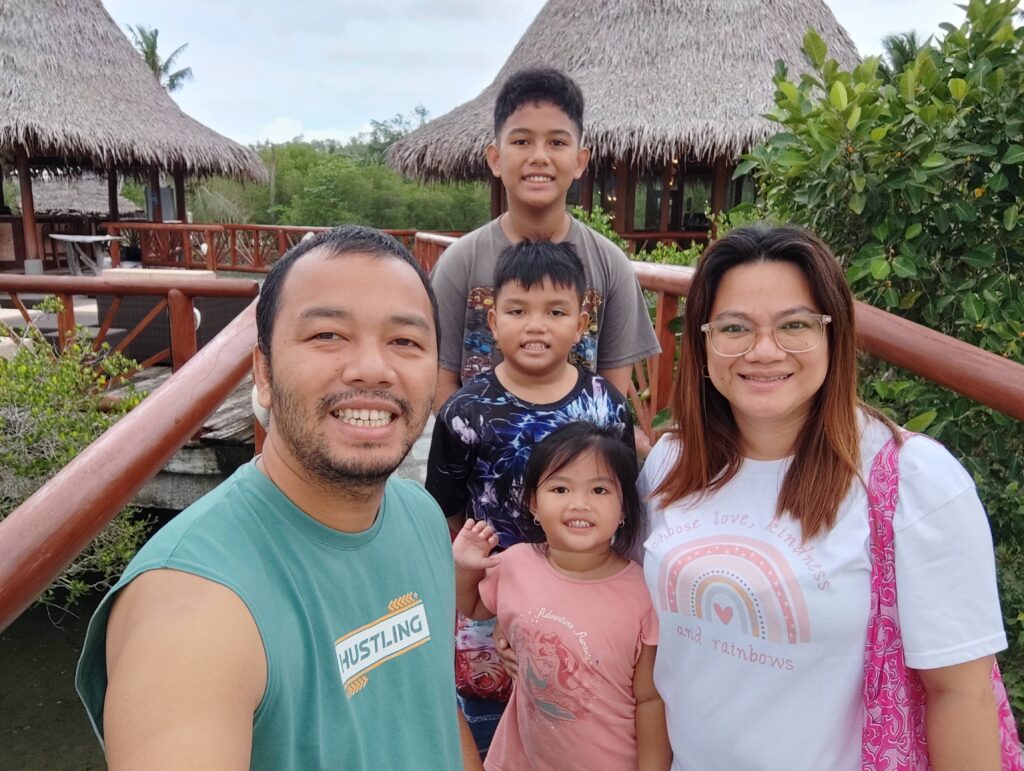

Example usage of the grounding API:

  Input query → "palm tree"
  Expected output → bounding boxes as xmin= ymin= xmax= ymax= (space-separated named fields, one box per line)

xmin=879 ymin=31 xmax=930 ymax=82
xmin=125 ymin=24 xmax=193 ymax=93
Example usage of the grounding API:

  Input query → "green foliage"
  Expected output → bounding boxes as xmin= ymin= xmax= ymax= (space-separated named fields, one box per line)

xmin=120 ymin=181 xmax=146 ymax=208
xmin=879 ymin=31 xmax=932 ymax=83
xmin=634 ymin=241 xmax=703 ymax=267
xmin=125 ymin=24 xmax=193 ymax=93
xmin=742 ymin=0 xmax=1024 ymax=707
xmin=184 ymin=110 xmax=489 ymax=230
xmin=277 ymin=154 xmax=488 ymax=230
xmin=569 ymin=205 xmax=629 ymax=249
xmin=0 ymin=305 xmax=150 ymax=608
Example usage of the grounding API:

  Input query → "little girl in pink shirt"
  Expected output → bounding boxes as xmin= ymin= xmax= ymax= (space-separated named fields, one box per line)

xmin=454 ymin=422 xmax=671 ymax=770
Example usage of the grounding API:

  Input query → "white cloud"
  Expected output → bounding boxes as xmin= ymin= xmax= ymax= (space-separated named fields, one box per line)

xmin=232 ymin=117 xmax=373 ymax=147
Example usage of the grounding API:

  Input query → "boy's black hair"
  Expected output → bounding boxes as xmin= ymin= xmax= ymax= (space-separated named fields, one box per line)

xmin=493 ymin=67 xmax=585 ymax=140
xmin=493 ymin=240 xmax=586 ymax=304
xmin=256 ymin=225 xmax=439 ymax=365
xmin=515 ymin=421 xmax=643 ymax=557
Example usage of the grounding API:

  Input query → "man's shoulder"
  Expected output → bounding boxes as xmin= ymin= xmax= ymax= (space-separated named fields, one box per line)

xmin=383 ymin=477 xmax=452 ymax=542
xmin=106 ymin=465 xmax=291 ymax=610
xmin=385 ymin=475 xmax=441 ymax=510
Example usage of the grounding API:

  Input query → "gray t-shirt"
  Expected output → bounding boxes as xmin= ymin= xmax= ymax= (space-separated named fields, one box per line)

xmin=431 ymin=216 xmax=660 ymax=381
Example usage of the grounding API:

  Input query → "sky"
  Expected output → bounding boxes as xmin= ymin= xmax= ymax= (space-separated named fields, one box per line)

xmin=99 ymin=0 xmax=965 ymax=147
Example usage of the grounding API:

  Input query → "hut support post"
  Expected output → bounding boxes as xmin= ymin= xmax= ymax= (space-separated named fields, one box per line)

xmin=613 ymin=163 xmax=629 ymax=243
xmin=660 ymin=161 xmax=673 ymax=233
xmin=489 ymin=177 xmax=504 ymax=220
xmin=0 ymin=164 xmax=8 ymax=214
xmin=711 ymin=159 xmax=730 ymax=216
xmin=15 ymin=147 xmax=39 ymax=265
xmin=148 ymin=168 xmax=163 ymax=223
xmin=173 ymin=170 xmax=187 ymax=223
xmin=107 ymin=166 xmax=119 ymax=222
xmin=580 ymin=168 xmax=594 ymax=213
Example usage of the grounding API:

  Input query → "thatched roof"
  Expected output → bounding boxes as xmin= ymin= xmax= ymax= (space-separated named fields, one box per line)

xmin=25 ymin=174 xmax=144 ymax=217
xmin=0 ymin=0 xmax=266 ymax=181
xmin=388 ymin=0 xmax=860 ymax=181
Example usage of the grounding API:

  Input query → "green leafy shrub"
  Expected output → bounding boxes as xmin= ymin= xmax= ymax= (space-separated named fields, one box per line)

xmin=0 ymin=300 xmax=150 ymax=608
xmin=742 ymin=0 xmax=1024 ymax=707
xmin=570 ymin=205 xmax=629 ymax=250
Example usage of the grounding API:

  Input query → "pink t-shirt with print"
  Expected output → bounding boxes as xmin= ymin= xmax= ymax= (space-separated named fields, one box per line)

xmin=479 ymin=544 xmax=658 ymax=771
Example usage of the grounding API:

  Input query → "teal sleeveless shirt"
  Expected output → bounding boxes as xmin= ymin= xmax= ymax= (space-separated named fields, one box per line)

xmin=77 ymin=462 xmax=462 ymax=769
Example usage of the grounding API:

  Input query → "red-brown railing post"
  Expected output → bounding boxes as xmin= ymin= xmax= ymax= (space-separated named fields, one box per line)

xmin=107 ymin=225 xmax=122 ymax=267
xmin=56 ymin=292 xmax=76 ymax=351
xmin=167 ymin=288 xmax=198 ymax=370
xmin=204 ymin=229 xmax=216 ymax=271
xmin=277 ymin=228 xmax=287 ymax=260
xmin=651 ymin=290 xmax=681 ymax=413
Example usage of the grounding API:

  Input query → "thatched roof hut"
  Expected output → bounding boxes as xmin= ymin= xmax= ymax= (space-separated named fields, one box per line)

xmin=30 ymin=175 xmax=144 ymax=218
xmin=389 ymin=0 xmax=859 ymax=182
xmin=0 ymin=0 xmax=265 ymax=181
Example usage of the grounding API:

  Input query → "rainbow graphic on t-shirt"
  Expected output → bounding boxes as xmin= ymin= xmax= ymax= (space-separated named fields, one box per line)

xmin=657 ymin=536 xmax=810 ymax=644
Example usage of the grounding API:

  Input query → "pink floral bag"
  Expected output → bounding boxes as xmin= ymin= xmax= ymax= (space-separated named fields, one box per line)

xmin=862 ymin=435 xmax=1024 ymax=770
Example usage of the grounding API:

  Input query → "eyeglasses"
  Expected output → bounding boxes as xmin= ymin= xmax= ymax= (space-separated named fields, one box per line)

xmin=700 ymin=314 xmax=832 ymax=357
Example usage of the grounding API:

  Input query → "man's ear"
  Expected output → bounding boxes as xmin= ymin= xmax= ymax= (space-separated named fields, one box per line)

xmin=486 ymin=307 xmax=498 ymax=338
xmin=485 ymin=142 xmax=502 ymax=178
xmin=573 ymin=146 xmax=591 ymax=180
xmin=252 ymin=346 xmax=272 ymax=411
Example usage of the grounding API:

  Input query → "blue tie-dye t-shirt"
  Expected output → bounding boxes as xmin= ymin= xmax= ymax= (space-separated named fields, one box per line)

xmin=425 ymin=368 xmax=634 ymax=549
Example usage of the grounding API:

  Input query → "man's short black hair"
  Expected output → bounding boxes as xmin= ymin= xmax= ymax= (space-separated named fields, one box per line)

xmin=493 ymin=68 xmax=585 ymax=140
xmin=493 ymin=240 xmax=586 ymax=304
xmin=256 ymin=225 xmax=440 ymax=363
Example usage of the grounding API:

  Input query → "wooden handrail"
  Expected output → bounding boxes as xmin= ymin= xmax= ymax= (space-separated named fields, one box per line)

xmin=0 ymin=234 xmax=1020 ymax=632
xmin=0 ymin=274 xmax=259 ymax=373
xmin=102 ymin=222 xmax=227 ymax=233
xmin=412 ymin=232 xmax=458 ymax=273
xmin=854 ymin=304 xmax=1024 ymax=421
xmin=414 ymin=232 xmax=459 ymax=247
xmin=0 ymin=302 xmax=258 ymax=631
xmin=0 ymin=274 xmax=258 ymax=298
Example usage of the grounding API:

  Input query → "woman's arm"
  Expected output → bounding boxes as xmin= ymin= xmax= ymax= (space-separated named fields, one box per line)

xmin=452 ymin=519 xmax=499 ymax=620
xmin=633 ymin=643 xmax=672 ymax=771
xmin=917 ymin=656 xmax=1000 ymax=771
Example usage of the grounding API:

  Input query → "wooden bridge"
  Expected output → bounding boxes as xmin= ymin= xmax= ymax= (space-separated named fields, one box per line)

xmin=0 ymin=228 xmax=1022 ymax=630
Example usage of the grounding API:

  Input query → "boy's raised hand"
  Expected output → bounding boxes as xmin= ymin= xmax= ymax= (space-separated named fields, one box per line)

xmin=452 ymin=519 xmax=501 ymax=571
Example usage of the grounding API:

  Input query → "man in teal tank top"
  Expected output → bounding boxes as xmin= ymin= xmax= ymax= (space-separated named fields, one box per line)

xmin=77 ymin=226 xmax=480 ymax=769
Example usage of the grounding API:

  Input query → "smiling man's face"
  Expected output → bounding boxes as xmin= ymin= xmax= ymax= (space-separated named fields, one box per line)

xmin=254 ymin=249 xmax=437 ymax=490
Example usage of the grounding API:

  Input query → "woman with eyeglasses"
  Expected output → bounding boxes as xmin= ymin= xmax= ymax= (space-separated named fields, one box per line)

xmin=639 ymin=225 xmax=1008 ymax=770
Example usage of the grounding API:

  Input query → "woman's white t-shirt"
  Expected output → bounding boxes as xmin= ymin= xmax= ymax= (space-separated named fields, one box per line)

xmin=640 ymin=417 xmax=1006 ymax=771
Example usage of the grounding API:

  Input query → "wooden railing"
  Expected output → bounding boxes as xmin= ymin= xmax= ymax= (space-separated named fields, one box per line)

xmin=102 ymin=222 xmax=463 ymax=273
xmin=412 ymin=231 xmax=458 ymax=274
xmin=0 ymin=274 xmax=259 ymax=371
xmin=0 ymin=237 xmax=1022 ymax=630
xmin=620 ymin=230 xmax=710 ymax=252
xmin=0 ymin=302 xmax=257 ymax=631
